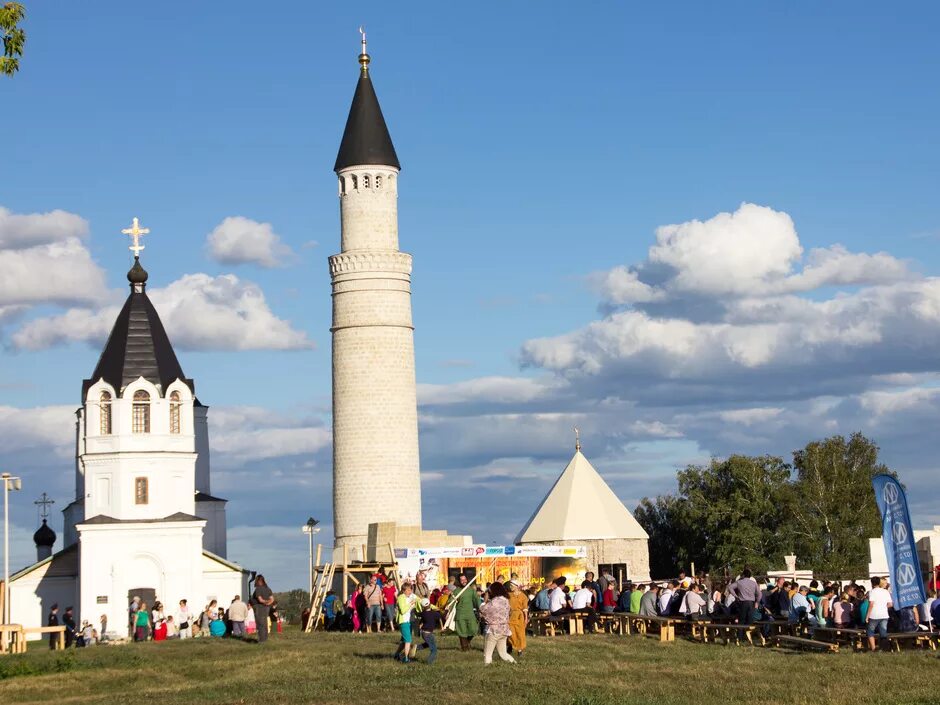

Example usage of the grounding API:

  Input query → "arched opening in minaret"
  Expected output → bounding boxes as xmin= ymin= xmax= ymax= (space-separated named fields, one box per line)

xmin=363 ymin=174 xmax=371 ymax=189
xmin=132 ymin=390 xmax=151 ymax=433
xmin=169 ymin=391 xmax=181 ymax=434
xmin=375 ymin=174 xmax=382 ymax=189
xmin=99 ymin=391 xmax=112 ymax=435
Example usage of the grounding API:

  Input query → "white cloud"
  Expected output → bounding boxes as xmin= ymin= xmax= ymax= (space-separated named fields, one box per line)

xmin=206 ymin=216 xmax=294 ymax=268
xmin=718 ymin=407 xmax=784 ymax=426
xmin=0 ymin=205 xmax=89 ymax=249
xmin=209 ymin=405 xmax=331 ymax=463
xmin=0 ymin=238 xmax=109 ymax=307
xmin=12 ymin=272 xmax=313 ymax=351
xmin=0 ymin=405 xmax=76 ymax=454
xmin=594 ymin=203 xmax=911 ymax=304
xmin=418 ymin=376 xmax=559 ymax=406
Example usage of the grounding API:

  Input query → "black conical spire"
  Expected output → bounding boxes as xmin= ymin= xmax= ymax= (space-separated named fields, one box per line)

xmin=334 ymin=30 xmax=400 ymax=172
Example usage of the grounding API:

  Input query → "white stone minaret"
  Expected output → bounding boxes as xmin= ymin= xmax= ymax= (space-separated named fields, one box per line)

xmin=330 ymin=32 xmax=422 ymax=557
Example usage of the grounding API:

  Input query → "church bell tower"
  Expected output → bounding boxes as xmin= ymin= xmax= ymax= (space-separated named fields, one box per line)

xmin=329 ymin=32 xmax=422 ymax=557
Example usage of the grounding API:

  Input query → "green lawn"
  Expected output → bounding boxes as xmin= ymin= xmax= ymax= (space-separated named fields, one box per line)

xmin=2 ymin=628 xmax=939 ymax=705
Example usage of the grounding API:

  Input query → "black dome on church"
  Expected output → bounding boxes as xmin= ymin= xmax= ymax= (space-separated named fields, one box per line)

xmin=82 ymin=262 xmax=194 ymax=397
xmin=334 ymin=52 xmax=400 ymax=172
xmin=33 ymin=519 xmax=56 ymax=548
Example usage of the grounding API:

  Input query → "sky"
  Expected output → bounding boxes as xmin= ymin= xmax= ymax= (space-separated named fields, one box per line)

xmin=2 ymin=2 xmax=940 ymax=589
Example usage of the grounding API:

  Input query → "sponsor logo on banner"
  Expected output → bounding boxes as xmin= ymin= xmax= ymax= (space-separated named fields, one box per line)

xmin=504 ymin=546 xmax=516 ymax=555
xmin=475 ymin=546 xmax=485 ymax=556
xmin=872 ymin=474 xmax=927 ymax=609
xmin=461 ymin=548 xmax=476 ymax=557
xmin=484 ymin=547 xmax=503 ymax=555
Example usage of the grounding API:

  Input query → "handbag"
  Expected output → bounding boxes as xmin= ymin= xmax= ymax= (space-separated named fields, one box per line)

xmin=179 ymin=621 xmax=189 ymax=630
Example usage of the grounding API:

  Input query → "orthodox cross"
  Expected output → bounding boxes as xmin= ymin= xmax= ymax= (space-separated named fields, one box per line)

xmin=34 ymin=492 xmax=55 ymax=520
xmin=122 ymin=217 xmax=150 ymax=257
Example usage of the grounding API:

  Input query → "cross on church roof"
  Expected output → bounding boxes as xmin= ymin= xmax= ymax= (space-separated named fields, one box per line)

xmin=122 ymin=216 xmax=150 ymax=258
xmin=34 ymin=492 xmax=55 ymax=519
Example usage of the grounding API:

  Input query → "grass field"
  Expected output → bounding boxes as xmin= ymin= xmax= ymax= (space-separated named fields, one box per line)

xmin=2 ymin=628 xmax=939 ymax=705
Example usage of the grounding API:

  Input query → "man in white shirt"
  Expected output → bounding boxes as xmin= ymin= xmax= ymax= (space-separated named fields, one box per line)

xmin=549 ymin=577 xmax=570 ymax=615
xmin=866 ymin=576 xmax=893 ymax=651
xmin=658 ymin=582 xmax=676 ymax=615
xmin=571 ymin=580 xmax=600 ymax=632
xmin=682 ymin=584 xmax=707 ymax=618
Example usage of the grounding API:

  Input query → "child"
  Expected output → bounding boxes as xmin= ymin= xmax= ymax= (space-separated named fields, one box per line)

xmin=394 ymin=583 xmax=419 ymax=663
xmin=417 ymin=598 xmax=444 ymax=665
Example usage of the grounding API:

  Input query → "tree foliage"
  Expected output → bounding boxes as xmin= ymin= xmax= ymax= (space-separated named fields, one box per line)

xmin=1 ymin=2 xmax=25 ymax=77
xmin=635 ymin=433 xmax=894 ymax=579
xmin=273 ymin=589 xmax=310 ymax=624
xmin=789 ymin=432 xmax=894 ymax=575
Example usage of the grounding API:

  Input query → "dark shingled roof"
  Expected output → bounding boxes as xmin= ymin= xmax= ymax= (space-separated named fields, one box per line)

xmin=83 ymin=272 xmax=193 ymax=398
xmin=334 ymin=68 xmax=400 ymax=171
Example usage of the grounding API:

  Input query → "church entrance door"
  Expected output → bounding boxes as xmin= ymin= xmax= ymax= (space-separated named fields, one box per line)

xmin=128 ymin=587 xmax=156 ymax=636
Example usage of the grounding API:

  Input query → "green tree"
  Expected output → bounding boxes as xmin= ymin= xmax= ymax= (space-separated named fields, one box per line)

xmin=273 ymin=589 xmax=310 ymax=625
xmin=1 ymin=2 xmax=25 ymax=76
xmin=634 ymin=494 xmax=694 ymax=578
xmin=789 ymin=432 xmax=893 ymax=575
xmin=678 ymin=455 xmax=794 ymax=575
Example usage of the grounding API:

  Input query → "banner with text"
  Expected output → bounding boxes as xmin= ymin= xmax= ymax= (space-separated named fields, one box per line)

xmin=872 ymin=474 xmax=926 ymax=609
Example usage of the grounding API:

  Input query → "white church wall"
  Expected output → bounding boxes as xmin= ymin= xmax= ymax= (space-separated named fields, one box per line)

xmin=10 ymin=573 xmax=78 ymax=640
xmin=82 ymin=452 xmax=197 ymax=520
xmin=193 ymin=404 xmax=211 ymax=493
xmin=196 ymin=500 xmax=227 ymax=557
xmin=77 ymin=520 xmax=206 ymax=630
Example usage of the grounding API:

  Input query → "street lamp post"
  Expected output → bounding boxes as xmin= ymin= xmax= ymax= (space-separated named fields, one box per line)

xmin=301 ymin=518 xmax=321 ymax=598
xmin=2 ymin=472 xmax=23 ymax=639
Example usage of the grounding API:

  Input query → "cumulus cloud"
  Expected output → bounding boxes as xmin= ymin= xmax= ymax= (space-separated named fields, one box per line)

xmin=209 ymin=405 xmax=331 ymax=463
xmin=206 ymin=216 xmax=294 ymax=268
xmin=12 ymin=272 xmax=313 ymax=351
xmin=0 ymin=405 xmax=76 ymax=455
xmin=594 ymin=203 xmax=911 ymax=305
xmin=0 ymin=205 xmax=89 ymax=249
xmin=0 ymin=237 xmax=109 ymax=308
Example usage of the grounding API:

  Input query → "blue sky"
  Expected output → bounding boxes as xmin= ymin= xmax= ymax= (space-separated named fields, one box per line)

xmin=2 ymin=2 xmax=940 ymax=588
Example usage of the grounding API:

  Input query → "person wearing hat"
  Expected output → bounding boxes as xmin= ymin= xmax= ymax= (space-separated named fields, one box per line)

xmin=47 ymin=604 xmax=59 ymax=650
xmin=507 ymin=580 xmax=528 ymax=657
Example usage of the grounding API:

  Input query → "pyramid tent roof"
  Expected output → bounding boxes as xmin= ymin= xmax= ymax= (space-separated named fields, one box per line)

xmin=515 ymin=450 xmax=649 ymax=543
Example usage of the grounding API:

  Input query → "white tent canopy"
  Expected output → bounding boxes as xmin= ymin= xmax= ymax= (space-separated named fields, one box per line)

xmin=516 ymin=450 xmax=650 ymax=543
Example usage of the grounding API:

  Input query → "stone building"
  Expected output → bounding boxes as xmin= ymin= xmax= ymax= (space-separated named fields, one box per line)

xmin=328 ymin=34 xmax=424 ymax=559
xmin=516 ymin=443 xmax=651 ymax=582
xmin=9 ymin=232 xmax=247 ymax=637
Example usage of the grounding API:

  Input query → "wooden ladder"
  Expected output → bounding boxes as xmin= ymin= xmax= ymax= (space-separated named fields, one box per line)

xmin=305 ymin=562 xmax=336 ymax=633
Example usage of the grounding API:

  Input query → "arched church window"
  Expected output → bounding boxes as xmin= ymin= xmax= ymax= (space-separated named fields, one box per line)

xmin=363 ymin=174 xmax=371 ymax=189
xmin=135 ymin=477 xmax=149 ymax=505
xmin=99 ymin=391 xmax=112 ymax=435
xmin=351 ymin=174 xmax=358 ymax=190
xmin=339 ymin=176 xmax=346 ymax=195
xmin=169 ymin=391 xmax=181 ymax=434
xmin=375 ymin=174 xmax=382 ymax=189
xmin=132 ymin=390 xmax=150 ymax=434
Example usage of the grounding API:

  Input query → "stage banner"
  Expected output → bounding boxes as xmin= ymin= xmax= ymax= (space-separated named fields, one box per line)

xmin=872 ymin=474 xmax=926 ymax=609
xmin=397 ymin=545 xmax=587 ymax=560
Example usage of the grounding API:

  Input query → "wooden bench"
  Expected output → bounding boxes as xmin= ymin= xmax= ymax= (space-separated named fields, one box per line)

xmin=703 ymin=623 xmax=767 ymax=646
xmin=597 ymin=613 xmax=629 ymax=634
xmin=812 ymin=627 xmax=866 ymax=651
xmin=774 ymin=635 xmax=838 ymax=652
xmin=623 ymin=613 xmax=676 ymax=642
xmin=529 ymin=615 xmax=565 ymax=637
xmin=23 ymin=625 xmax=67 ymax=650
xmin=881 ymin=632 xmax=937 ymax=652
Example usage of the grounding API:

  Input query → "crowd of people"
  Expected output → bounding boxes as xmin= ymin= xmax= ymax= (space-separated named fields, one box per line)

xmin=45 ymin=574 xmax=279 ymax=648
xmin=312 ymin=565 xmax=939 ymax=660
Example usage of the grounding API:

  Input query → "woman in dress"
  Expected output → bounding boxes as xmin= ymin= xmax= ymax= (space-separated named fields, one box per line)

xmin=349 ymin=584 xmax=363 ymax=633
xmin=152 ymin=601 xmax=167 ymax=641
xmin=478 ymin=581 xmax=515 ymax=665
xmin=506 ymin=580 xmax=528 ymax=658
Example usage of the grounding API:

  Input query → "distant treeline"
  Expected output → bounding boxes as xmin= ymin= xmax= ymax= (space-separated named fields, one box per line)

xmin=634 ymin=433 xmax=894 ymax=579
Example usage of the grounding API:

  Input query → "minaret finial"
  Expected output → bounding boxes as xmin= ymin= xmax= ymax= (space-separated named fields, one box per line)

xmin=358 ymin=26 xmax=370 ymax=72
xmin=574 ymin=427 xmax=581 ymax=452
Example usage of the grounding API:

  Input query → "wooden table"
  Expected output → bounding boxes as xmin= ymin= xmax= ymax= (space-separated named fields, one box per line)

xmin=622 ymin=613 xmax=676 ymax=642
xmin=23 ymin=625 xmax=67 ymax=650
xmin=0 ymin=624 xmax=26 ymax=655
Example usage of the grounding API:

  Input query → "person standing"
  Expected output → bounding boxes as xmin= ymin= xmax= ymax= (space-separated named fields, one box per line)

xmin=479 ymin=582 xmax=516 ymax=665
xmin=63 ymin=606 xmax=77 ymax=648
xmin=452 ymin=573 xmax=482 ymax=651
xmin=134 ymin=602 xmax=150 ymax=642
xmin=47 ymin=604 xmax=59 ymax=650
xmin=382 ymin=579 xmax=398 ymax=633
xmin=251 ymin=574 xmax=275 ymax=643
xmin=866 ymin=577 xmax=893 ymax=651
xmin=128 ymin=595 xmax=140 ymax=639
xmin=228 ymin=595 xmax=249 ymax=638
xmin=363 ymin=575 xmax=384 ymax=633
xmin=729 ymin=569 xmax=760 ymax=625
xmin=417 ymin=598 xmax=443 ymax=665
xmin=394 ymin=583 xmax=419 ymax=663
xmin=507 ymin=580 xmax=528 ymax=658
xmin=177 ymin=599 xmax=193 ymax=639
xmin=99 ymin=613 xmax=108 ymax=642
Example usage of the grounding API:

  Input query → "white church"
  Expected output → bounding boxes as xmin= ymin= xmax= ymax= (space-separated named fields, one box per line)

xmin=10 ymin=227 xmax=248 ymax=638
